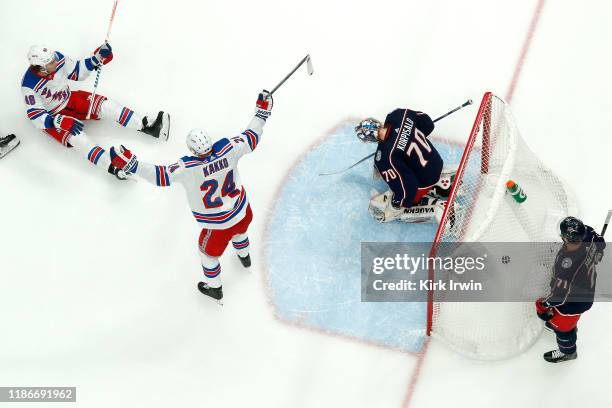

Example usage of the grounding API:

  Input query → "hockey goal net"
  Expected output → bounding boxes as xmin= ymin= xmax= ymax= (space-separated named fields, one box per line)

xmin=426 ymin=92 xmax=577 ymax=360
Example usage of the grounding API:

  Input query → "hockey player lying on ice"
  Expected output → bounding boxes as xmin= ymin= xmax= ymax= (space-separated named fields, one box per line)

xmin=355 ymin=108 xmax=455 ymax=223
xmin=108 ymin=90 xmax=273 ymax=305
xmin=21 ymin=43 xmax=170 ymax=179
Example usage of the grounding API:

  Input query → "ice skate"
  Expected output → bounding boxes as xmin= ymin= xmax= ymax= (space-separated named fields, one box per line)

xmin=543 ymin=349 xmax=577 ymax=363
xmin=198 ymin=282 xmax=223 ymax=305
xmin=238 ymin=254 xmax=251 ymax=268
xmin=0 ymin=134 xmax=20 ymax=159
xmin=140 ymin=111 xmax=170 ymax=141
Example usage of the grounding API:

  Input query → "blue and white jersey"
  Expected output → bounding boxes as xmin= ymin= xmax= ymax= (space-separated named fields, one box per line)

xmin=21 ymin=51 xmax=98 ymax=130
xmin=135 ymin=116 xmax=264 ymax=230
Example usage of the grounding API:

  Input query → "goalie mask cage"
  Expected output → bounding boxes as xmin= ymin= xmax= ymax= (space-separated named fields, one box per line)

xmin=426 ymin=92 xmax=577 ymax=360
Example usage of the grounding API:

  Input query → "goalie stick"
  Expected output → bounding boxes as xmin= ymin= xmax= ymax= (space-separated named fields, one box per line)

xmin=86 ymin=0 xmax=119 ymax=120
xmin=319 ymin=99 xmax=473 ymax=176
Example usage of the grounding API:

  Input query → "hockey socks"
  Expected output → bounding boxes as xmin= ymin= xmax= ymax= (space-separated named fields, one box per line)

xmin=99 ymin=99 xmax=143 ymax=131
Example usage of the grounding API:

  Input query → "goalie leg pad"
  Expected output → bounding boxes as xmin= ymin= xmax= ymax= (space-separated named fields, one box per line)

xmin=430 ymin=167 xmax=458 ymax=199
xmin=369 ymin=190 xmax=446 ymax=224
xmin=369 ymin=190 xmax=403 ymax=222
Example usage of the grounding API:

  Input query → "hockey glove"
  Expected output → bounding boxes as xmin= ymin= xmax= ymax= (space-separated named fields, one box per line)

xmin=92 ymin=42 xmax=113 ymax=67
xmin=255 ymin=90 xmax=273 ymax=120
xmin=110 ymin=145 xmax=138 ymax=174
xmin=53 ymin=115 xmax=84 ymax=136
xmin=535 ymin=299 xmax=554 ymax=321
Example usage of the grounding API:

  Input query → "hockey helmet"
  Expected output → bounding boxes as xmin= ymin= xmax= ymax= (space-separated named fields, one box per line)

xmin=27 ymin=45 xmax=56 ymax=68
xmin=355 ymin=118 xmax=382 ymax=143
xmin=560 ymin=216 xmax=586 ymax=243
xmin=186 ymin=128 xmax=213 ymax=156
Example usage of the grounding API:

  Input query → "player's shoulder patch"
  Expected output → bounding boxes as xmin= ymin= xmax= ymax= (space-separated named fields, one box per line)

xmin=21 ymin=68 xmax=43 ymax=90
xmin=375 ymin=149 xmax=382 ymax=162
xmin=181 ymin=155 xmax=205 ymax=168
xmin=212 ymin=138 xmax=233 ymax=158
xmin=561 ymin=257 xmax=573 ymax=269
xmin=54 ymin=51 xmax=66 ymax=71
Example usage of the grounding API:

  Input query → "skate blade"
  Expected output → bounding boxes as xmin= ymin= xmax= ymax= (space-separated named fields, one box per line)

xmin=0 ymin=139 xmax=20 ymax=159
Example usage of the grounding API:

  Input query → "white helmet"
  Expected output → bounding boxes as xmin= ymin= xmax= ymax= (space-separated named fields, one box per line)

xmin=186 ymin=128 xmax=213 ymax=156
xmin=27 ymin=45 xmax=56 ymax=67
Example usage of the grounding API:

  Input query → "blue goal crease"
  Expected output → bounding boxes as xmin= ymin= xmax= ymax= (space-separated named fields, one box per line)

xmin=264 ymin=122 xmax=462 ymax=353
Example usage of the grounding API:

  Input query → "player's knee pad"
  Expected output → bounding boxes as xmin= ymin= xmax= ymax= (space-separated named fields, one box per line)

xmin=199 ymin=251 xmax=219 ymax=269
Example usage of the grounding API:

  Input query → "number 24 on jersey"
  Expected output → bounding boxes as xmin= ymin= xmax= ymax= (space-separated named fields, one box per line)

xmin=200 ymin=170 xmax=240 ymax=209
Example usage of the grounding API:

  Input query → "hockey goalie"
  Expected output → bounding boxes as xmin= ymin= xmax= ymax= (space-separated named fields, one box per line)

xmin=355 ymin=108 xmax=455 ymax=223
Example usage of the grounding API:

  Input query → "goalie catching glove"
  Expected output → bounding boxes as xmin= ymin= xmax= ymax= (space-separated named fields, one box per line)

xmin=255 ymin=90 xmax=273 ymax=120
xmin=109 ymin=145 xmax=138 ymax=179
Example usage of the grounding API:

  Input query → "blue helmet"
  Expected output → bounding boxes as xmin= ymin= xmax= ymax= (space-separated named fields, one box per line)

xmin=355 ymin=118 xmax=381 ymax=143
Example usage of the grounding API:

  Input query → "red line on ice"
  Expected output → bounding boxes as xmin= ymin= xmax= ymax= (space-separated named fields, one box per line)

xmin=506 ymin=0 xmax=547 ymax=103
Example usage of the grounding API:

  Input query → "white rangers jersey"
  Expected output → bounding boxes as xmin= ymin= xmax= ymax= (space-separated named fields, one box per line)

xmin=135 ymin=116 xmax=265 ymax=229
xmin=21 ymin=51 xmax=98 ymax=130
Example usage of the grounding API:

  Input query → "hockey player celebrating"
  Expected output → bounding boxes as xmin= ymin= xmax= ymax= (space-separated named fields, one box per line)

xmin=108 ymin=90 xmax=273 ymax=304
xmin=21 ymin=44 xmax=170 ymax=178
xmin=355 ymin=109 xmax=453 ymax=223
xmin=536 ymin=216 xmax=606 ymax=363
xmin=0 ymin=134 xmax=19 ymax=159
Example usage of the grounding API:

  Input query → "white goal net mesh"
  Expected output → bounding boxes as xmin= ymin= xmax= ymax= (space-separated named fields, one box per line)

xmin=427 ymin=92 xmax=577 ymax=360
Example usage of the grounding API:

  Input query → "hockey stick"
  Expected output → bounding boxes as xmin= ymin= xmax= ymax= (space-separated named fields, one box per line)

xmin=319 ymin=99 xmax=473 ymax=176
xmin=269 ymin=54 xmax=314 ymax=95
xmin=86 ymin=0 xmax=119 ymax=120
xmin=601 ymin=209 xmax=612 ymax=236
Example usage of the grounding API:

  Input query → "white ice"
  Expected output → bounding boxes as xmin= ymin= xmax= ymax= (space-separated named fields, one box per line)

xmin=0 ymin=0 xmax=610 ymax=407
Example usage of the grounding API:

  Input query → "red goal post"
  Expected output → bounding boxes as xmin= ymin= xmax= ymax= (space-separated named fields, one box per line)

xmin=427 ymin=92 xmax=493 ymax=337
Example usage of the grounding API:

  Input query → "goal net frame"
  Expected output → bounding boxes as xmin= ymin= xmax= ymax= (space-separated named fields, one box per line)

xmin=425 ymin=91 xmax=577 ymax=359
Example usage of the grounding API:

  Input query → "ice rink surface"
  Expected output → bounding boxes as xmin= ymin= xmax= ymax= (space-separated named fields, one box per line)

xmin=1 ymin=0 xmax=611 ymax=407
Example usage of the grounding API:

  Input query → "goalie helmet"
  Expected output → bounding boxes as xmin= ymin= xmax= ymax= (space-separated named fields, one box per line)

xmin=355 ymin=118 xmax=381 ymax=143
xmin=560 ymin=216 xmax=586 ymax=243
xmin=186 ymin=128 xmax=213 ymax=156
xmin=27 ymin=45 xmax=56 ymax=68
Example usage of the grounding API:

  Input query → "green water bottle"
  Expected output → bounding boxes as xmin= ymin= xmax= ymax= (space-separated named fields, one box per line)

xmin=506 ymin=180 xmax=527 ymax=203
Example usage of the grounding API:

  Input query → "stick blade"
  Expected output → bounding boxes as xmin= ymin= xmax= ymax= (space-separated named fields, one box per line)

xmin=306 ymin=55 xmax=314 ymax=75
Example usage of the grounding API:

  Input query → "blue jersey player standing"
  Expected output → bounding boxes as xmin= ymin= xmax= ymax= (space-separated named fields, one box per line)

xmin=536 ymin=216 xmax=606 ymax=363
xmin=355 ymin=108 xmax=454 ymax=223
